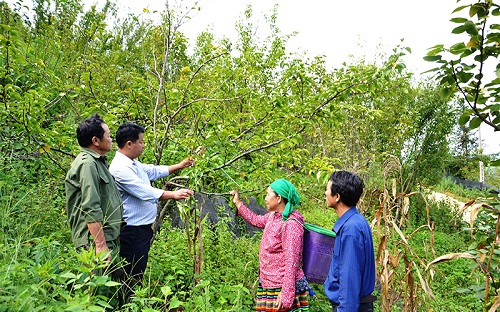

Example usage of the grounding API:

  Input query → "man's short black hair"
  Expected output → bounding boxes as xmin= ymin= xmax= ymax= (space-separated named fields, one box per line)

xmin=115 ymin=122 xmax=145 ymax=148
xmin=76 ymin=114 xmax=105 ymax=147
xmin=329 ymin=170 xmax=364 ymax=207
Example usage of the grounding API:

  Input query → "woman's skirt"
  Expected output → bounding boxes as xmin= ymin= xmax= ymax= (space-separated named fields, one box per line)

xmin=256 ymin=277 xmax=310 ymax=311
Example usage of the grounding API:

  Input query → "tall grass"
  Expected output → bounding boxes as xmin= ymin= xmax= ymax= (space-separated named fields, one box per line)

xmin=0 ymin=182 xmax=123 ymax=311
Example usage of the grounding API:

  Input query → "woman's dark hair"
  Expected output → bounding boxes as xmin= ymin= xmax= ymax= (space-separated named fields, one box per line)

xmin=329 ymin=170 xmax=364 ymax=207
xmin=271 ymin=189 xmax=288 ymax=204
xmin=115 ymin=122 xmax=145 ymax=148
xmin=76 ymin=114 xmax=105 ymax=147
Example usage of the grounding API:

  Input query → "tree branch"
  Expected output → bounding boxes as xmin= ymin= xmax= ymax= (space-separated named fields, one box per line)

xmin=209 ymin=80 xmax=370 ymax=173
xmin=230 ymin=110 xmax=273 ymax=142
xmin=209 ymin=137 xmax=286 ymax=172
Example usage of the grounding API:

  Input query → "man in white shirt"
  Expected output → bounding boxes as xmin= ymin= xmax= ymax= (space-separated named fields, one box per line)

xmin=109 ymin=122 xmax=193 ymax=294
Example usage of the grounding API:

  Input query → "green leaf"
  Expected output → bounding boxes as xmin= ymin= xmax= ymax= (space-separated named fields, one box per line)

xmin=452 ymin=5 xmax=469 ymax=14
xmin=461 ymin=48 xmax=475 ymax=58
xmin=423 ymin=55 xmax=442 ymax=62
xmin=427 ymin=44 xmax=444 ymax=53
xmin=440 ymin=75 xmax=455 ymax=86
xmin=9 ymin=91 xmax=21 ymax=100
xmin=457 ymin=71 xmax=473 ymax=83
xmin=452 ymin=25 xmax=466 ymax=34
xmin=439 ymin=87 xmax=454 ymax=100
xmin=450 ymin=42 xmax=467 ymax=55
xmin=489 ymin=104 xmax=500 ymax=111
xmin=464 ymin=21 xmax=478 ymax=35
xmin=168 ymin=296 xmax=184 ymax=309
xmin=96 ymin=301 xmax=113 ymax=309
xmin=450 ymin=17 xmax=469 ymax=23
xmin=458 ymin=112 xmax=470 ymax=126
xmin=492 ymin=115 xmax=500 ymax=125
xmin=60 ymin=272 xmax=77 ymax=279
xmin=161 ymin=285 xmax=173 ymax=297
xmin=469 ymin=116 xmax=482 ymax=129
xmin=74 ymin=284 xmax=84 ymax=290
xmin=469 ymin=4 xmax=481 ymax=17
xmin=491 ymin=159 xmax=500 ymax=166
xmin=476 ymin=94 xmax=488 ymax=104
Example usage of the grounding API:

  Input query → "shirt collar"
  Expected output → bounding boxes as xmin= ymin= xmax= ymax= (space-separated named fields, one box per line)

xmin=81 ymin=147 xmax=107 ymax=161
xmin=333 ymin=207 xmax=358 ymax=234
xmin=114 ymin=151 xmax=134 ymax=166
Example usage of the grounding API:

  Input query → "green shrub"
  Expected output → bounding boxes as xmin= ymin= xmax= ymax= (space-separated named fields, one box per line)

xmin=408 ymin=230 xmax=480 ymax=311
xmin=0 ymin=164 xmax=490 ymax=311
xmin=434 ymin=177 xmax=487 ymax=202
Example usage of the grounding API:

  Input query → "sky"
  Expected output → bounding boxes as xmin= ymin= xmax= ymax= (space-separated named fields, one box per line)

xmin=7 ymin=0 xmax=500 ymax=154
xmin=115 ymin=0 xmax=458 ymax=73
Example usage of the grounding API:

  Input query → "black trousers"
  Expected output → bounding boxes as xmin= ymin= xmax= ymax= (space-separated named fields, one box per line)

xmin=119 ymin=224 xmax=153 ymax=284
xmin=331 ymin=302 xmax=374 ymax=312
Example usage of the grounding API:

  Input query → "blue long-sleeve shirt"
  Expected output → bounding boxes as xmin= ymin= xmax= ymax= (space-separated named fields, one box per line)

xmin=324 ymin=207 xmax=375 ymax=312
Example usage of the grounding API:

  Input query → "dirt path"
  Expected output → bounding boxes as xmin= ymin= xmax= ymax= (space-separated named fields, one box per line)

xmin=428 ymin=191 xmax=469 ymax=222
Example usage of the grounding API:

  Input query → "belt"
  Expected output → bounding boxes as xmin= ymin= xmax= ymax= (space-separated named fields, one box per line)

xmin=124 ymin=224 xmax=153 ymax=229
xmin=360 ymin=294 xmax=377 ymax=303
xmin=331 ymin=294 xmax=377 ymax=306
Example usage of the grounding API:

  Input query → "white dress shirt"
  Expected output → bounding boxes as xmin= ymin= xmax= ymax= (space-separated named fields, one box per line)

xmin=109 ymin=151 xmax=170 ymax=226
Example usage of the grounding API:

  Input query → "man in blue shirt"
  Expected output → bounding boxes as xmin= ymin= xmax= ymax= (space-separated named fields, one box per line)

xmin=109 ymin=122 xmax=194 ymax=295
xmin=323 ymin=171 xmax=376 ymax=312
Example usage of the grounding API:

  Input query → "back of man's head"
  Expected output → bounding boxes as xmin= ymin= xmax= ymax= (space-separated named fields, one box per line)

xmin=115 ymin=122 xmax=145 ymax=149
xmin=76 ymin=114 xmax=105 ymax=147
xmin=329 ymin=170 xmax=364 ymax=207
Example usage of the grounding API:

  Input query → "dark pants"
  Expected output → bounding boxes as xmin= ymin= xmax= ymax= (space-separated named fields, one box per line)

xmin=105 ymin=239 xmax=125 ymax=280
xmin=331 ymin=302 xmax=374 ymax=312
xmin=119 ymin=224 xmax=153 ymax=291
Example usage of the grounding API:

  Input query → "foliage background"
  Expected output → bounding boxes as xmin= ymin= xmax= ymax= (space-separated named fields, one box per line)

xmin=0 ymin=0 xmax=499 ymax=311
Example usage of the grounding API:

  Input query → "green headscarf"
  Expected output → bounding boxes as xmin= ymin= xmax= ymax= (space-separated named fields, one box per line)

xmin=270 ymin=178 xmax=301 ymax=221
